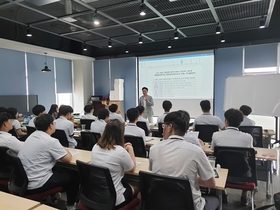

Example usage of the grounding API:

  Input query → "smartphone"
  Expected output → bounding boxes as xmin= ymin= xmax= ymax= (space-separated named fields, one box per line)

xmin=213 ymin=169 xmax=219 ymax=178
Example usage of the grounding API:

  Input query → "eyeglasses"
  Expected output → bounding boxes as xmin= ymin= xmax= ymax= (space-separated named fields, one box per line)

xmin=162 ymin=123 xmax=171 ymax=128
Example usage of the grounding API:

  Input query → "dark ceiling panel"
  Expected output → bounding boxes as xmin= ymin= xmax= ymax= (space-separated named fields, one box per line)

xmin=147 ymin=0 xmax=209 ymax=15
xmin=222 ymin=17 xmax=262 ymax=32
xmin=0 ymin=5 xmax=51 ymax=23
xmin=144 ymin=29 xmax=183 ymax=41
xmin=88 ymin=0 xmax=133 ymax=9
xmin=0 ymin=0 xmax=9 ymax=6
xmin=180 ymin=24 xmax=216 ymax=37
xmin=114 ymin=34 xmax=152 ymax=45
xmin=35 ymin=20 xmax=82 ymax=34
xmin=127 ymin=18 xmax=172 ymax=33
xmin=100 ymin=1 xmax=158 ymax=23
xmin=87 ymin=38 xmax=123 ymax=48
xmin=167 ymin=10 xmax=215 ymax=28
xmin=216 ymin=0 xmax=270 ymax=21
xmin=212 ymin=0 xmax=250 ymax=7
xmin=91 ymin=25 xmax=136 ymax=38
xmin=64 ymin=31 xmax=104 ymax=42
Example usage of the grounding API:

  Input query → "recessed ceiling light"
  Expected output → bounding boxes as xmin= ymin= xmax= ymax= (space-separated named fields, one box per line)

xmin=62 ymin=17 xmax=77 ymax=23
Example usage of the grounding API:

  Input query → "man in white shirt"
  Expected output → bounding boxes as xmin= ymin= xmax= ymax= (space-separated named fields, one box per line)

xmin=136 ymin=105 xmax=150 ymax=135
xmin=81 ymin=104 xmax=97 ymax=120
xmin=211 ymin=108 xmax=253 ymax=206
xmin=55 ymin=106 xmax=77 ymax=148
xmin=149 ymin=111 xmax=218 ymax=210
xmin=157 ymin=100 xmax=172 ymax=126
xmin=90 ymin=108 xmax=110 ymax=135
xmin=28 ymin=104 xmax=46 ymax=127
xmin=239 ymin=105 xmax=256 ymax=126
xmin=124 ymin=108 xmax=146 ymax=145
xmin=0 ymin=113 xmax=23 ymax=153
xmin=109 ymin=104 xmax=124 ymax=124
xmin=18 ymin=114 xmax=79 ymax=210
xmin=193 ymin=100 xmax=225 ymax=130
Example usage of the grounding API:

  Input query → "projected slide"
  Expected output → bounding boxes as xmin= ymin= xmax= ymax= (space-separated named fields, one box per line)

xmin=139 ymin=53 xmax=214 ymax=100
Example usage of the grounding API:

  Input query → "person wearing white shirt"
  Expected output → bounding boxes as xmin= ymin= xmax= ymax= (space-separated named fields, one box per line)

xmin=109 ymin=104 xmax=125 ymax=124
xmin=124 ymin=108 xmax=146 ymax=145
xmin=193 ymin=100 xmax=225 ymax=130
xmin=90 ymin=108 xmax=110 ymax=135
xmin=54 ymin=105 xmax=77 ymax=148
xmin=28 ymin=104 xmax=46 ymax=128
xmin=7 ymin=107 xmax=27 ymax=139
xmin=211 ymin=108 xmax=253 ymax=206
xmin=157 ymin=100 xmax=172 ymax=126
xmin=149 ymin=111 xmax=218 ymax=210
xmin=0 ymin=113 xmax=23 ymax=153
xmin=18 ymin=114 xmax=79 ymax=210
xmin=81 ymin=104 xmax=97 ymax=120
xmin=91 ymin=119 xmax=138 ymax=208
xmin=136 ymin=105 xmax=150 ymax=135
xmin=239 ymin=105 xmax=256 ymax=126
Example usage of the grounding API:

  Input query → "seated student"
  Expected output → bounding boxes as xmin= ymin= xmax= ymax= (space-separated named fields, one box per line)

xmin=7 ymin=107 xmax=27 ymax=138
xmin=0 ymin=112 xmax=23 ymax=153
xmin=90 ymin=108 xmax=110 ymax=135
xmin=211 ymin=108 xmax=253 ymax=206
xmin=124 ymin=108 xmax=146 ymax=145
xmin=239 ymin=105 xmax=256 ymax=126
xmin=55 ymin=105 xmax=77 ymax=148
xmin=81 ymin=104 xmax=97 ymax=120
xmin=193 ymin=100 xmax=225 ymax=130
xmin=28 ymin=105 xmax=46 ymax=127
xmin=109 ymin=104 xmax=125 ymax=123
xmin=149 ymin=111 xmax=218 ymax=210
xmin=136 ymin=105 xmax=150 ymax=134
xmin=157 ymin=100 xmax=172 ymax=126
xmin=48 ymin=104 xmax=59 ymax=119
xmin=18 ymin=114 xmax=79 ymax=210
xmin=0 ymin=107 xmax=7 ymax=113
xmin=91 ymin=119 xmax=138 ymax=208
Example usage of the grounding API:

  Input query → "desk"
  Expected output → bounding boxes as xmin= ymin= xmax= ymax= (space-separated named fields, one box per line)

xmin=0 ymin=191 xmax=40 ymax=210
xmin=263 ymin=129 xmax=275 ymax=148
xmin=150 ymin=125 xmax=158 ymax=132
xmin=146 ymin=137 xmax=161 ymax=147
xmin=33 ymin=205 xmax=58 ymax=210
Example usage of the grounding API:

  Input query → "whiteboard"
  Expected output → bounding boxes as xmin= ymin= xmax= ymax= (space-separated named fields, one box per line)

xmin=224 ymin=74 xmax=280 ymax=116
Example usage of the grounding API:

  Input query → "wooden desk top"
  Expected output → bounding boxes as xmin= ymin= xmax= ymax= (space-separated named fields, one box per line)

xmin=263 ymin=129 xmax=275 ymax=136
xmin=68 ymin=148 xmax=91 ymax=165
xmin=146 ymin=137 xmax=161 ymax=147
xmin=0 ymin=191 xmax=40 ymax=210
xmin=33 ymin=204 xmax=58 ymax=210
xmin=127 ymin=158 xmax=228 ymax=190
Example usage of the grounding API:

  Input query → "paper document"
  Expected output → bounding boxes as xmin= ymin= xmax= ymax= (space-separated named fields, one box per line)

xmin=146 ymin=137 xmax=153 ymax=141
xmin=136 ymin=161 xmax=142 ymax=165
xmin=187 ymin=131 xmax=199 ymax=138
xmin=70 ymin=151 xmax=79 ymax=156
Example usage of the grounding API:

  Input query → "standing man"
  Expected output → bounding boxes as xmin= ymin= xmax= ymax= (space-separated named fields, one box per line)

xmin=139 ymin=87 xmax=154 ymax=123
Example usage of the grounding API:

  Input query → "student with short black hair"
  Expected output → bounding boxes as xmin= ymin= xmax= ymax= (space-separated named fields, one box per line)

xmin=124 ymin=108 xmax=146 ymax=145
xmin=0 ymin=112 xmax=23 ymax=153
xmin=136 ymin=105 xmax=150 ymax=134
xmin=109 ymin=104 xmax=124 ymax=123
xmin=0 ymin=107 xmax=7 ymax=113
xmin=239 ymin=105 xmax=256 ymax=126
xmin=157 ymin=100 xmax=172 ymax=126
xmin=54 ymin=105 xmax=77 ymax=148
xmin=90 ymin=108 xmax=110 ymax=135
xmin=18 ymin=114 xmax=79 ymax=210
xmin=82 ymin=104 xmax=97 ymax=120
xmin=28 ymin=104 xmax=46 ymax=127
xmin=7 ymin=107 xmax=27 ymax=138
xmin=149 ymin=111 xmax=218 ymax=210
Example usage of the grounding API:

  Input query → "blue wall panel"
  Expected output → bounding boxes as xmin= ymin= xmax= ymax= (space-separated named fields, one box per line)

xmin=56 ymin=58 xmax=72 ymax=93
xmin=94 ymin=60 xmax=110 ymax=97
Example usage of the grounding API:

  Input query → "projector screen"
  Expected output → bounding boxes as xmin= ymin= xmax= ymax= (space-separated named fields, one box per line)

xmin=138 ymin=51 xmax=214 ymax=118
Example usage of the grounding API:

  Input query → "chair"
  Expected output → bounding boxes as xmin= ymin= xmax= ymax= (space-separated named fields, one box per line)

xmin=26 ymin=126 xmax=36 ymax=137
xmin=8 ymin=128 xmax=18 ymax=138
xmin=80 ymin=119 xmax=95 ymax=130
xmin=214 ymin=146 xmax=257 ymax=209
xmin=76 ymin=160 xmax=140 ymax=210
xmin=239 ymin=126 xmax=263 ymax=148
xmin=80 ymin=131 xmax=100 ymax=151
xmin=124 ymin=135 xmax=146 ymax=158
xmin=51 ymin=129 xmax=69 ymax=147
xmin=136 ymin=121 xmax=149 ymax=136
xmin=194 ymin=124 xmax=219 ymax=143
xmin=139 ymin=171 xmax=194 ymax=210
xmin=6 ymin=150 xmax=62 ymax=201
xmin=157 ymin=123 xmax=163 ymax=138
xmin=0 ymin=147 xmax=11 ymax=191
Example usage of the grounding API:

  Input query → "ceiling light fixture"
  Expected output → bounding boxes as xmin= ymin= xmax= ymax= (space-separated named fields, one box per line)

xmin=259 ymin=16 xmax=265 ymax=29
xmin=139 ymin=34 xmax=143 ymax=44
xmin=26 ymin=25 xmax=32 ymax=37
xmin=125 ymin=45 xmax=129 ymax=53
xmin=140 ymin=0 xmax=146 ymax=16
xmin=41 ymin=53 xmax=51 ymax=72
xmin=83 ymin=42 xmax=87 ymax=51
xmin=215 ymin=23 xmax=221 ymax=34
xmin=221 ymin=36 xmax=225 ymax=43
xmin=93 ymin=11 xmax=100 ymax=25
xmin=168 ymin=40 xmax=172 ymax=49
xmin=108 ymin=38 xmax=112 ymax=48
xmin=174 ymin=29 xmax=179 ymax=40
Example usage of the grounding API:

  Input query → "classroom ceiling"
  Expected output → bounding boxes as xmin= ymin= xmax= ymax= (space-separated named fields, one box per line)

xmin=0 ymin=0 xmax=279 ymax=58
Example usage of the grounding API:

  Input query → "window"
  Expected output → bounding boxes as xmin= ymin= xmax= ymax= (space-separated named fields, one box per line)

xmin=243 ymin=67 xmax=278 ymax=75
xmin=57 ymin=93 xmax=72 ymax=107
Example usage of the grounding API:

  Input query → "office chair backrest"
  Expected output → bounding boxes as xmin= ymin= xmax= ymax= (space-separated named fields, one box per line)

xmin=9 ymin=128 xmax=18 ymax=139
xmin=26 ymin=126 xmax=36 ymax=137
xmin=158 ymin=123 xmax=163 ymax=138
xmin=0 ymin=147 xmax=12 ymax=179
xmin=6 ymin=150 xmax=28 ymax=196
xmin=80 ymin=131 xmax=100 ymax=151
xmin=80 ymin=119 xmax=95 ymax=130
xmin=136 ymin=121 xmax=149 ymax=136
xmin=51 ymin=129 xmax=69 ymax=147
xmin=124 ymin=135 xmax=146 ymax=158
xmin=194 ymin=125 xmax=219 ymax=143
xmin=239 ymin=126 xmax=263 ymax=148
xmin=76 ymin=160 xmax=116 ymax=210
xmin=214 ymin=146 xmax=257 ymax=184
xmin=139 ymin=171 xmax=194 ymax=210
